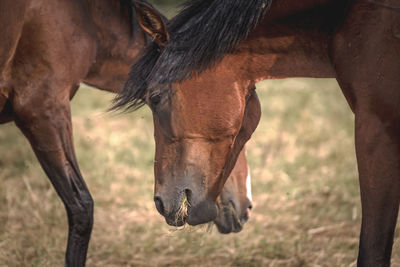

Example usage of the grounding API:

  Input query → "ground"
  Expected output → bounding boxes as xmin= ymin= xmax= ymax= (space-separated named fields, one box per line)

xmin=0 ymin=78 xmax=399 ymax=266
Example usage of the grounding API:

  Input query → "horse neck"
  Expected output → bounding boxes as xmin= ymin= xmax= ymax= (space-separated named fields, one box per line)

xmin=84 ymin=0 xmax=139 ymax=46
xmin=225 ymin=0 xmax=344 ymax=84
xmin=82 ymin=0 xmax=146 ymax=93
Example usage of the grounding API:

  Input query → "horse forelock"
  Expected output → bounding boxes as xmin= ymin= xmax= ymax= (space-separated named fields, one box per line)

xmin=114 ymin=0 xmax=272 ymax=111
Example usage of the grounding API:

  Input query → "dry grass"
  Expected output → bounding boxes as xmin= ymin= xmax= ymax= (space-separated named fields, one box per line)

xmin=0 ymin=78 xmax=400 ymax=266
xmin=176 ymin=195 xmax=189 ymax=225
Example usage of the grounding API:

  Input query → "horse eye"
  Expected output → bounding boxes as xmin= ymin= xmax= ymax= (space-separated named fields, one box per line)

xmin=150 ymin=93 xmax=162 ymax=105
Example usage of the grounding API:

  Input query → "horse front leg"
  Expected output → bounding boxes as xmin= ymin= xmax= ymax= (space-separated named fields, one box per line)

xmin=12 ymin=89 xmax=93 ymax=267
xmin=331 ymin=2 xmax=400 ymax=265
xmin=354 ymin=111 xmax=400 ymax=266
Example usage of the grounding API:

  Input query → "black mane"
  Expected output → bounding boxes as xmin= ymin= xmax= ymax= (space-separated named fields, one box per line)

xmin=114 ymin=0 xmax=272 ymax=110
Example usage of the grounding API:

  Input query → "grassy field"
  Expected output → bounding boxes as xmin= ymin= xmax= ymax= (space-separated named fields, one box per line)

xmin=0 ymin=78 xmax=399 ymax=266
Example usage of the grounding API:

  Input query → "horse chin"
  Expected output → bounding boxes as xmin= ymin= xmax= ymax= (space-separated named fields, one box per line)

xmin=164 ymin=216 xmax=186 ymax=227
xmin=214 ymin=202 xmax=244 ymax=234
xmin=186 ymin=199 xmax=218 ymax=226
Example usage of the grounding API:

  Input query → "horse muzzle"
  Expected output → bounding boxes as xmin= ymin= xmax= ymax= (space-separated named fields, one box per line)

xmin=154 ymin=189 xmax=218 ymax=227
xmin=214 ymin=200 xmax=252 ymax=234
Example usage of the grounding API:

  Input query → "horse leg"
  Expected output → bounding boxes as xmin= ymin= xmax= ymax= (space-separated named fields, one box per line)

xmin=337 ymin=76 xmax=400 ymax=267
xmin=332 ymin=2 xmax=400 ymax=266
xmin=353 ymin=112 xmax=400 ymax=267
xmin=12 ymin=85 xmax=93 ymax=267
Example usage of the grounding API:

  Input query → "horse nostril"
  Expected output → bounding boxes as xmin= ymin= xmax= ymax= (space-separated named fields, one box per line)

xmin=245 ymin=203 xmax=253 ymax=220
xmin=154 ymin=196 xmax=165 ymax=215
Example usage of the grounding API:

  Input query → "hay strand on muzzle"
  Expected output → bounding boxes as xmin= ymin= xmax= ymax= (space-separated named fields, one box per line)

xmin=176 ymin=195 xmax=190 ymax=224
xmin=168 ymin=196 xmax=214 ymax=233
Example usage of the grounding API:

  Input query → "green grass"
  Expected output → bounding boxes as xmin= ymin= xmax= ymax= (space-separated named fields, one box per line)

xmin=0 ymin=79 xmax=399 ymax=266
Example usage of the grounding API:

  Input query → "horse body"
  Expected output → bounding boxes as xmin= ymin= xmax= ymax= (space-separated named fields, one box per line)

xmin=0 ymin=0 xmax=141 ymax=121
xmin=0 ymin=1 xmax=145 ymax=265
xmin=238 ymin=3 xmax=337 ymax=80
xmin=232 ymin=9 xmax=400 ymax=264
xmin=125 ymin=0 xmax=400 ymax=265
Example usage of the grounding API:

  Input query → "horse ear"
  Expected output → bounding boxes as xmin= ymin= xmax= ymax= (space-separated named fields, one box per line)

xmin=133 ymin=1 xmax=170 ymax=47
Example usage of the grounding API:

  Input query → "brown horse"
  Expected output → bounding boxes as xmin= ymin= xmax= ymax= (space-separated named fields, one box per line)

xmin=119 ymin=0 xmax=400 ymax=266
xmin=0 ymin=0 xmax=253 ymax=266
xmin=0 ymin=1 xmax=145 ymax=265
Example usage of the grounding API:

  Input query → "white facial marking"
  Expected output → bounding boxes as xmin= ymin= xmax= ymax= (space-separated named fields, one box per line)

xmin=246 ymin=166 xmax=252 ymax=201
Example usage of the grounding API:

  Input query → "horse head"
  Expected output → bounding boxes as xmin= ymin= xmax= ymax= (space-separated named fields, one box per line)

xmin=120 ymin=1 xmax=261 ymax=227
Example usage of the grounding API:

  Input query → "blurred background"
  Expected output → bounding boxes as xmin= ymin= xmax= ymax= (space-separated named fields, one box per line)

xmin=0 ymin=1 xmax=399 ymax=266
